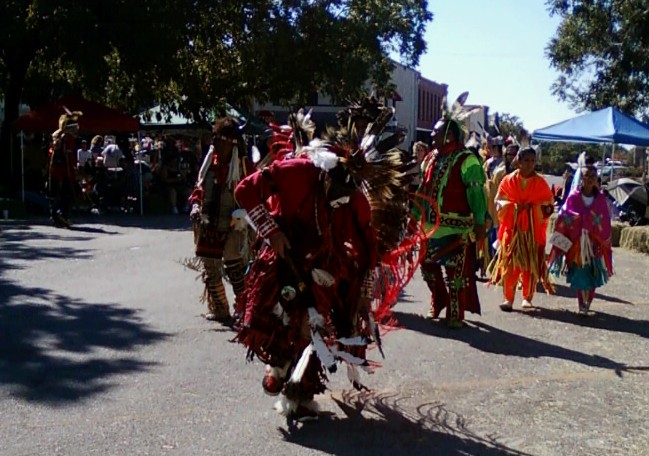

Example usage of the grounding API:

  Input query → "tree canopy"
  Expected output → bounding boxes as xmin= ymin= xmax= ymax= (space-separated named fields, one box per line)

xmin=0 ymin=0 xmax=432 ymax=190
xmin=546 ymin=0 xmax=649 ymax=118
xmin=497 ymin=113 xmax=526 ymax=141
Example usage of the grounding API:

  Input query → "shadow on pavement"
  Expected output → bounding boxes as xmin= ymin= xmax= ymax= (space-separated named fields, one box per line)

xmin=1 ymin=214 xmax=191 ymax=231
xmin=0 ymin=226 xmax=169 ymax=404
xmin=68 ymin=225 xmax=120 ymax=234
xmin=519 ymin=307 xmax=649 ymax=339
xmin=0 ymin=225 xmax=97 ymax=262
xmin=394 ymin=311 xmax=632 ymax=376
xmin=551 ymin=283 xmax=632 ymax=304
xmin=279 ymin=391 xmax=531 ymax=455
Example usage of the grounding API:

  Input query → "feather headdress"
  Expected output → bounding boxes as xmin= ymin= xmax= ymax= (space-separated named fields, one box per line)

xmin=287 ymin=108 xmax=316 ymax=156
xmin=437 ymin=91 xmax=481 ymax=144
xmin=323 ymin=95 xmax=412 ymax=255
xmin=52 ymin=108 xmax=83 ymax=140
xmin=257 ymin=95 xmax=414 ymax=255
xmin=336 ymin=95 xmax=384 ymax=135
xmin=255 ymin=108 xmax=316 ymax=169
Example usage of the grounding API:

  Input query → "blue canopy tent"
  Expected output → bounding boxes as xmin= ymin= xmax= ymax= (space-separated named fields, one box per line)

xmin=533 ymin=107 xmax=649 ymax=183
xmin=533 ymin=107 xmax=649 ymax=146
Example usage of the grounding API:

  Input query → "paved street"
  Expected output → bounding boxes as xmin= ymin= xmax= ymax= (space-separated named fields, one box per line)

xmin=1 ymin=216 xmax=648 ymax=456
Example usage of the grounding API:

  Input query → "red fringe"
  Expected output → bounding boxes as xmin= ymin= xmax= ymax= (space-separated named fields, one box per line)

xmin=372 ymin=193 xmax=440 ymax=328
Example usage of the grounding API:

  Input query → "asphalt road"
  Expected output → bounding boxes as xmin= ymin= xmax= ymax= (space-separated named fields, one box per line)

xmin=1 ymin=215 xmax=648 ymax=456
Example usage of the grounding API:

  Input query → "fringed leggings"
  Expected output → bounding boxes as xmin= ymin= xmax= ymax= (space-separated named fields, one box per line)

xmin=503 ymin=267 xmax=534 ymax=302
xmin=202 ymin=258 xmax=230 ymax=318
xmin=421 ymin=239 xmax=479 ymax=323
xmin=224 ymin=259 xmax=246 ymax=315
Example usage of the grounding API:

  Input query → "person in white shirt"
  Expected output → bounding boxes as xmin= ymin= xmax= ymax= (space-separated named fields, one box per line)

xmin=101 ymin=143 xmax=124 ymax=168
xmin=77 ymin=140 xmax=92 ymax=168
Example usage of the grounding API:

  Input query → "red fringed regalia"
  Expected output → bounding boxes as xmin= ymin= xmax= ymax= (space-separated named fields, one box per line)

xmin=234 ymin=158 xmax=379 ymax=402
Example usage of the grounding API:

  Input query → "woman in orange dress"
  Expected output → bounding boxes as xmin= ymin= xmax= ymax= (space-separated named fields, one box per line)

xmin=490 ymin=147 xmax=555 ymax=311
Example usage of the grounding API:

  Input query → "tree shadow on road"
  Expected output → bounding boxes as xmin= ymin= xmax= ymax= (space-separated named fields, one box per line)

xmin=0 ymin=225 xmax=169 ymax=404
xmin=517 ymin=307 xmax=649 ymax=339
xmin=393 ymin=311 xmax=632 ymax=376
xmin=1 ymin=224 xmax=97 ymax=262
xmin=550 ymin=283 xmax=632 ymax=304
xmin=4 ymin=214 xmax=192 ymax=232
xmin=278 ymin=391 xmax=531 ymax=455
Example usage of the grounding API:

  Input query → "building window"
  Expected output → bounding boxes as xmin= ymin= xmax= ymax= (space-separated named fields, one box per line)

xmin=424 ymin=92 xmax=430 ymax=121
xmin=433 ymin=93 xmax=438 ymax=121
xmin=422 ymin=90 xmax=426 ymax=122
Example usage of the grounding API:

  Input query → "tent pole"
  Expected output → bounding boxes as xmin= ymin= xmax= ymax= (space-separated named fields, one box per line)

xmin=21 ymin=131 xmax=25 ymax=203
xmin=137 ymin=131 xmax=143 ymax=216
xmin=10 ymin=133 xmax=13 ymax=177
xmin=610 ymin=143 xmax=615 ymax=182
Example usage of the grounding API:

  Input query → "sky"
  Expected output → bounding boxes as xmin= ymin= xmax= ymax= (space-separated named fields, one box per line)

xmin=417 ymin=1 xmax=578 ymax=132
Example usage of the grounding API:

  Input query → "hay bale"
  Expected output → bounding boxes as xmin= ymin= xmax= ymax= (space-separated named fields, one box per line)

xmin=611 ymin=221 xmax=627 ymax=247
xmin=620 ymin=226 xmax=649 ymax=254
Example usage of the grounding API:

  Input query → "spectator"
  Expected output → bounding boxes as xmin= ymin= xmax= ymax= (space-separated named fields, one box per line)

xmin=483 ymin=136 xmax=503 ymax=179
xmin=118 ymin=156 xmax=139 ymax=213
xmin=158 ymin=153 xmax=190 ymax=214
xmin=90 ymin=156 xmax=109 ymax=213
xmin=179 ymin=145 xmax=198 ymax=188
xmin=90 ymin=135 xmax=104 ymax=160
xmin=409 ymin=141 xmax=428 ymax=193
xmin=102 ymin=141 xmax=125 ymax=168
xmin=77 ymin=139 xmax=92 ymax=168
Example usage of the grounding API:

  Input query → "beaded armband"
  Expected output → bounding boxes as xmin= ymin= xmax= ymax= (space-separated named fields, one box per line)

xmin=248 ymin=204 xmax=279 ymax=238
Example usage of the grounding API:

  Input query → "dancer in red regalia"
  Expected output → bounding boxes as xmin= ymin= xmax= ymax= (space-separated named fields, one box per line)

xmin=48 ymin=111 xmax=82 ymax=227
xmin=185 ymin=117 xmax=252 ymax=323
xmin=234 ymin=97 xmax=415 ymax=422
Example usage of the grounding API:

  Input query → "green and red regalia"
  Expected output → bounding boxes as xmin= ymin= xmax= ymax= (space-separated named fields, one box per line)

xmin=234 ymin=157 xmax=379 ymax=417
xmin=413 ymin=141 xmax=487 ymax=327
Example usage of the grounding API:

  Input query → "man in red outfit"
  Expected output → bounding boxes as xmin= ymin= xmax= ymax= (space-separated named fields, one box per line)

xmin=235 ymin=154 xmax=378 ymax=421
xmin=48 ymin=112 xmax=82 ymax=227
xmin=233 ymin=98 xmax=409 ymax=422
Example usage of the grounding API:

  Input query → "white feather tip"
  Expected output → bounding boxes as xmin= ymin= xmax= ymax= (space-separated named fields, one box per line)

xmin=274 ymin=395 xmax=299 ymax=416
xmin=310 ymin=149 xmax=339 ymax=171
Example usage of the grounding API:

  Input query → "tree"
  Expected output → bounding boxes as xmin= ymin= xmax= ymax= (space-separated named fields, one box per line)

xmin=538 ymin=141 xmax=609 ymax=175
xmin=148 ymin=0 xmax=432 ymax=120
xmin=0 ymin=0 xmax=433 ymax=193
xmin=0 ymin=0 xmax=188 ymax=190
xmin=497 ymin=113 xmax=526 ymax=140
xmin=546 ymin=0 xmax=649 ymax=118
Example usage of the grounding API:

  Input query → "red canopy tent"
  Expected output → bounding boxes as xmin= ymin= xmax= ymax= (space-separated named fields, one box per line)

xmin=15 ymin=96 xmax=139 ymax=132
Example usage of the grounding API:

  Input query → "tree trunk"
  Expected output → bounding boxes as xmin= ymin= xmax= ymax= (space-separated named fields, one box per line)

xmin=0 ymin=64 xmax=29 ymax=195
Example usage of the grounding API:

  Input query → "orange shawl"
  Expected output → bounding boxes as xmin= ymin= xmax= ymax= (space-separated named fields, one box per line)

xmin=489 ymin=171 xmax=554 ymax=291
xmin=496 ymin=171 xmax=554 ymax=246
